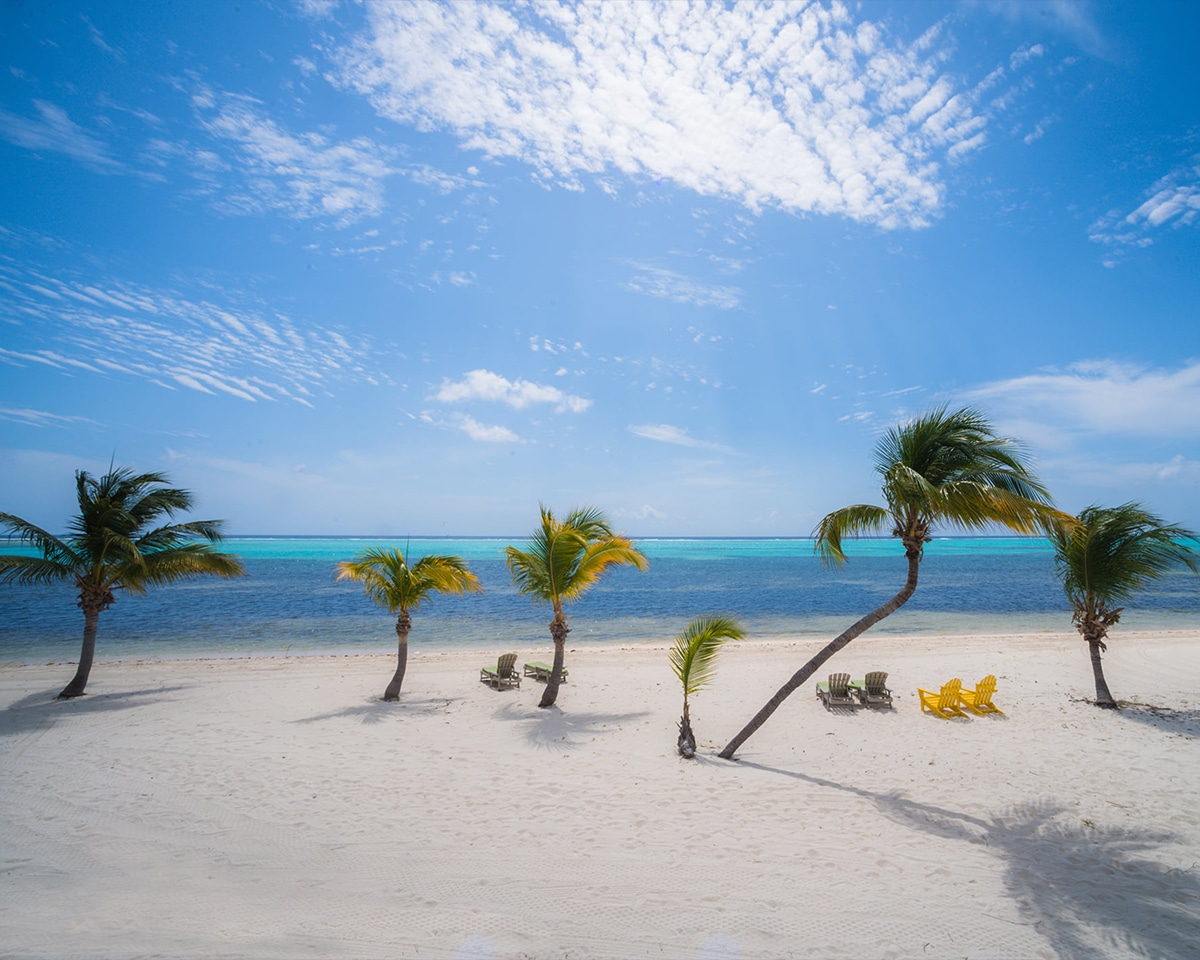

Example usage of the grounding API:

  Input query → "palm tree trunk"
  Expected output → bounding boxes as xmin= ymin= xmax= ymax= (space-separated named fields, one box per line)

xmin=678 ymin=699 xmax=696 ymax=758
xmin=718 ymin=541 xmax=923 ymax=759
xmin=59 ymin=606 xmax=101 ymax=699
xmin=1088 ymin=639 xmax=1117 ymax=708
xmin=538 ymin=616 xmax=570 ymax=708
xmin=383 ymin=612 xmax=412 ymax=701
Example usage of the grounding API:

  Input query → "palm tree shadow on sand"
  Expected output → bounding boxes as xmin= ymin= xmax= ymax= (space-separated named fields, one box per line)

xmin=494 ymin=701 xmax=651 ymax=752
xmin=737 ymin=761 xmax=1200 ymax=960
xmin=293 ymin=696 xmax=463 ymax=725
xmin=0 ymin=685 xmax=192 ymax=737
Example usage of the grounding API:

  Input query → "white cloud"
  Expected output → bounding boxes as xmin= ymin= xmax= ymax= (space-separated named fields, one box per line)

xmin=1089 ymin=161 xmax=1200 ymax=265
xmin=434 ymin=369 xmax=591 ymax=413
xmin=628 ymin=423 xmax=733 ymax=453
xmin=969 ymin=360 xmax=1200 ymax=438
xmin=622 ymin=263 xmax=742 ymax=310
xmin=455 ymin=414 xmax=522 ymax=443
xmin=0 ymin=99 xmax=120 ymax=171
xmin=335 ymin=1 xmax=1009 ymax=229
xmin=0 ymin=258 xmax=384 ymax=405
xmin=0 ymin=406 xmax=97 ymax=429
xmin=190 ymin=90 xmax=399 ymax=226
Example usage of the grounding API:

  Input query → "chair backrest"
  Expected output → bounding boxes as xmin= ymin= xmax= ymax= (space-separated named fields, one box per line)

xmin=498 ymin=653 xmax=517 ymax=677
xmin=829 ymin=672 xmax=851 ymax=694
xmin=864 ymin=671 xmax=888 ymax=694
xmin=939 ymin=678 xmax=962 ymax=708
xmin=974 ymin=675 xmax=997 ymax=704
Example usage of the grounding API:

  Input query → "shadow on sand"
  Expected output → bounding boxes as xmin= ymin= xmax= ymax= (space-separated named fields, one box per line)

xmin=736 ymin=759 xmax=1200 ymax=960
xmin=294 ymin=695 xmax=463 ymax=725
xmin=0 ymin=685 xmax=192 ymax=738
xmin=1113 ymin=701 xmax=1200 ymax=739
xmin=494 ymin=701 xmax=651 ymax=752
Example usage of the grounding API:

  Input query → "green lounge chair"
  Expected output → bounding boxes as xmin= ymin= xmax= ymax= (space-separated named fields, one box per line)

xmin=480 ymin=652 xmax=521 ymax=690
xmin=849 ymin=671 xmax=893 ymax=707
xmin=816 ymin=672 xmax=857 ymax=708
xmin=523 ymin=661 xmax=568 ymax=683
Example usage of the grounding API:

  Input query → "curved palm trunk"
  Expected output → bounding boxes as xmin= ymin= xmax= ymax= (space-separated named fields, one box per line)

xmin=59 ymin=607 xmax=101 ymax=699
xmin=383 ymin=612 xmax=412 ymax=701
xmin=538 ymin=615 xmax=570 ymax=708
xmin=719 ymin=540 xmax=923 ymax=759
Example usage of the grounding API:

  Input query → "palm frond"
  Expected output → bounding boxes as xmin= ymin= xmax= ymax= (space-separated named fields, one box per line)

xmin=813 ymin=504 xmax=892 ymax=566
xmin=669 ymin=615 xmax=745 ymax=697
xmin=0 ymin=512 xmax=78 ymax=568
xmin=337 ymin=547 xmax=481 ymax=614
xmin=1052 ymin=503 xmax=1198 ymax=611
xmin=0 ymin=553 xmax=78 ymax=586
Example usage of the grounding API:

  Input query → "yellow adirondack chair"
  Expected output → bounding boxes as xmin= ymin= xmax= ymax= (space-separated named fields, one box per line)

xmin=918 ymin=679 xmax=967 ymax=719
xmin=959 ymin=675 xmax=1003 ymax=715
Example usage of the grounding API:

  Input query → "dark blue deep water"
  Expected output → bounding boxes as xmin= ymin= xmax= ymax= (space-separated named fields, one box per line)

xmin=2 ymin=537 xmax=1197 ymax=663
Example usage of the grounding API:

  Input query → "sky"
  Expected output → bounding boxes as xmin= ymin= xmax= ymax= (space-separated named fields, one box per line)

xmin=1 ymin=0 xmax=1198 ymax=537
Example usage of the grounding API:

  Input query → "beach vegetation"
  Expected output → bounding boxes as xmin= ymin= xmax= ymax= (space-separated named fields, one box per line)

xmin=336 ymin=547 xmax=483 ymax=700
xmin=719 ymin=406 xmax=1065 ymax=759
xmin=0 ymin=465 xmax=244 ymax=699
xmin=669 ymin=615 xmax=745 ymax=758
xmin=1049 ymin=502 xmax=1198 ymax=708
xmin=506 ymin=504 xmax=648 ymax=708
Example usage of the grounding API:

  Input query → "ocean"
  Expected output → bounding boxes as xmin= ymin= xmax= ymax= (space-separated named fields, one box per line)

xmin=2 ymin=537 xmax=1198 ymax=664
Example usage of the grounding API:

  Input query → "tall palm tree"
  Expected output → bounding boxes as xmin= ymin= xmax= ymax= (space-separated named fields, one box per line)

xmin=336 ymin=546 xmax=483 ymax=700
xmin=0 ymin=466 xmax=244 ymax=698
xmin=506 ymin=504 xmax=648 ymax=708
xmin=1049 ymin=503 xmax=1198 ymax=709
xmin=719 ymin=406 xmax=1064 ymax=758
xmin=670 ymin=615 xmax=745 ymax=758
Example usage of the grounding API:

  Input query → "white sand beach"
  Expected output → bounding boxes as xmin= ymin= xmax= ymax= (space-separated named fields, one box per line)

xmin=2 ymin=630 xmax=1198 ymax=959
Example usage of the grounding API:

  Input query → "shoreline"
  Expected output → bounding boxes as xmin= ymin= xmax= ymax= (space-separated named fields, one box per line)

xmin=4 ymin=630 xmax=1199 ymax=958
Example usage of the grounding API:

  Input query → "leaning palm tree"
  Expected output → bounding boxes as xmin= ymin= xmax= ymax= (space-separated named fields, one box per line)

xmin=719 ymin=406 xmax=1065 ymax=759
xmin=506 ymin=504 xmax=648 ymax=708
xmin=1049 ymin=503 xmax=1197 ymax=709
xmin=670 ymin=615 xmax=745 ymax=758
xmin=336 ymin=547 xmax=483 ymax=700
xmin=0 ymin=466 xmax=244 ymax=698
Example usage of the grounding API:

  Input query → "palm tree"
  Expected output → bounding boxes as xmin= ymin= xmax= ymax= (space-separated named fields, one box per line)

xmin=0 ymin=466 xmax=244 ymax=698
xmin=336 ymin=547 xmax=482 ymax=700
xmin=719 ymin=406 xmax=1064 ymax=759
xmin=1049 ymin=503 xmax=1198 ymax=709
xmin=670 ymin=615 xmax=745 ymax=758
xmin=506 ymin=504 xmax=648 ymax=708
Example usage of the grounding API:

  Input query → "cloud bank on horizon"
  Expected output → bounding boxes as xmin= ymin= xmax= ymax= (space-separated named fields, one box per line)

xmin=1 ymin=0 xmax=1197 ymax=535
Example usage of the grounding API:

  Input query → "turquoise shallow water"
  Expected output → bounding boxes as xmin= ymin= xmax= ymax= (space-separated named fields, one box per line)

xmin=1 ymin=537 xmax=1198 ymax=663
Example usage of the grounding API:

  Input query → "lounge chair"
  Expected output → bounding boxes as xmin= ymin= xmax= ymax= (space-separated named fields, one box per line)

xmin=523 ymin=661 xmax=568 ymax=683
xmin=959 ymin=675 xmax=1003 ymax=715
xmin=849 ymin=671 xmax=893 ymax=707
xmin=816 ymin=672 xmax=857 ymax=708
xmin=918 ymin=679 xmax=967 ymax=719
xmin=480 ymin=652 xmax=521 ymax=690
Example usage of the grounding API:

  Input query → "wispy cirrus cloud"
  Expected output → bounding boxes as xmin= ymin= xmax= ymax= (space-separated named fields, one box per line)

xmin=0 ymin=258 xmax=384 ymax=406
xmin=0 ymin=406 xmax=99 ymax=429
xmin=629 ymin=423 xmax=734 ymax=454
xmin=622 ymin=263 xmax=741 ymax=310
xmin=434 ymin=368 xmax=591 ymax=413
xmin=1089 ymin=160 xmax=1200 ymax=266
xmin=334 ymin=1 xmax=1038 ymax=229
xmin=0 ymin=99 xmax=121 ymax=172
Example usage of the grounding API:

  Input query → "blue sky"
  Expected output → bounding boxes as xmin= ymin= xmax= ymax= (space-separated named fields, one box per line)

xmin=1 ymin=1 xmax=1198 ymax=536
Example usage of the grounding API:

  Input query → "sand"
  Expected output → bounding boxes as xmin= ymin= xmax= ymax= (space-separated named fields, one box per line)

xmin=2 ymin=630 xmax=1199 ymax=959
